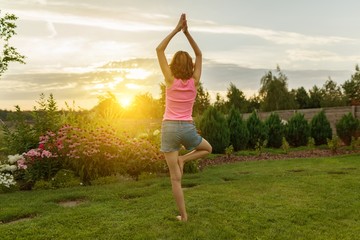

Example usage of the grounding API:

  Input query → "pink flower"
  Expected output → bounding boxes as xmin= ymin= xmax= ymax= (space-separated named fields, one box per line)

xmin=17 ymin=159 xmax=28 ymax=170
xmin=39 ymin=143 xmax=45 ymax=150
xmin=41 ymin=150 xmax=52 ymax=158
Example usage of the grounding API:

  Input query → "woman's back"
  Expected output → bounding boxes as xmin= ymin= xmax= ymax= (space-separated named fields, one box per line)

xmin=163 ymin=78 xmax=197 ymax=121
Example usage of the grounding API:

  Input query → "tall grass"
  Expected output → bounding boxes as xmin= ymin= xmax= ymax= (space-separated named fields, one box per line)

xmin=1 ymin=154 xmax=360 ymax=239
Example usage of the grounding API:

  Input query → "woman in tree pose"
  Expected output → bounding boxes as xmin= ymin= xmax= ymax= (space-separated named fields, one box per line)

xmin=156 ymin=14 xmax=212 ymax=222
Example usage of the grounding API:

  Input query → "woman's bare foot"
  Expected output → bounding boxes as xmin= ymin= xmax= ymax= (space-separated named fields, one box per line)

xmin=178 ymin=156 xmax=184 ymax=176
xmin=176 ymin=215 xmax=188 ymax=222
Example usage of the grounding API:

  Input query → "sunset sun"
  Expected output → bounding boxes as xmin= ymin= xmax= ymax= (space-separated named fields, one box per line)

xmin=119 ymin=97 xmax=132 ymax=108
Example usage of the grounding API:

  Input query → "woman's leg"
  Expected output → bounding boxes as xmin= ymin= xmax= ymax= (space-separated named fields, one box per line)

xmin=164 ymin=151 xmax=188 ymax=221
xmin=178 ymin=138 xmax=212 ymax=174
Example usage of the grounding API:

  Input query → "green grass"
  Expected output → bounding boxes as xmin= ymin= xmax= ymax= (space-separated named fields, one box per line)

xmin=1 ymin=154 xmax=360 ymax=240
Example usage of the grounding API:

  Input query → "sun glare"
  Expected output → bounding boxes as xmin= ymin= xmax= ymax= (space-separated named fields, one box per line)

xmin=119 ymin=98 xmax=132 ymax=108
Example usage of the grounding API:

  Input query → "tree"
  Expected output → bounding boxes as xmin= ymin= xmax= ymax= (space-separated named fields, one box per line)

xmin=259 ymin=66 xmax=296 ymax=111
xmin=308 ymin=85 xmax=322 ymax=108
xmin=0 ymin=11 xmax=25 ymax=77
xmin=226 ymin=82 xmax=248 ymax=113
xmin=285 ymin=113 xmax=310 ymax=147
xmin=130 ymin=92 xmax=162 ymax=119
xmin=247 ymin=94 xmax=261 ymax=113
xmin=227 ymin=106 xmax=249 ymax=151
xmin=193 ymin=82 xmax=211 ymax=116
xmin=264 ymin=113 xmax=284 ymax=148
xmin=310 ymin=110 xmax=332 ymax=145
xmin=320 ymin=78 xmax=345 ymax=107
xmin=294 ymin=87 xmax=310 ymax=109
xmin=92 ymin=92 xmax=124 ymax=120
xmin=199 ymin=106 xmax=230 ymax=154
xmin=213 ymin=93 xmax=226 ymax=114
xmin=246 ymin=110 xmax=268 ymax=149
xmin=342 ymin=64 xmax=360 ymax=106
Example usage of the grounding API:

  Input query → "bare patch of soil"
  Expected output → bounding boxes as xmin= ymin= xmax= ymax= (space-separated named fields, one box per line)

xmin=1 ymin=214 xmax=36 ymax=224
xmin=58 ymin=199 xmax=86 ymax=207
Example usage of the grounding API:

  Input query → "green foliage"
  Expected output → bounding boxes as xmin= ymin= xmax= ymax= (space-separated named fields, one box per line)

xmin=33 ymin=170 xmax=80 ymax=190
xmin=264 ymin=112 xmax=284 ymax=148
xmin=0 ymin=11 xmax=26 ymax=77
xmin=2 ymin=94 xmax=62 ymax=155
xmin=199 ymin=106 xmax=230 ymax=154
xmin=281 ymin=137 xmax=290 ymax=154
xmin=294 ymin=87 xmax=310 ymax=109
xmin=226 ymin=83 xmax=248 ymax=113
xmin=213 ymin=93 xmax=227 ymax=114
xmin=307 ymin=137 xmax=315 ymax=151
xmin=285 ymin=112 xmax=310 ymax=147
xmin=2 ymin=105 xmax=37 ymax=154
xmin=310 ymin=110 xmax=332 ymax=145
xmin=225 ymin=145 xmax=234 ymax=159
xmin=320 ymin=78 xmax=346 ymax=107
xmin=193 ymin=82 xmax=211 ymax=116
xmin=342 ymin=64 xmax=360 ymax=105
xmin=183 ymin=160 xmax=200 ymax=174
xmin=33 ymin=93 xmax=61 ymax=136
xmin=259 ymin=66 xmax=296 ymax=111
xmin=255 ymin=139 xmax=268 ymax=156
xmin=227 ymin=106 xmax=249 ymax=151
xmin=308 ymin=85 xmax=322 ymax=108
xmin=246 ymin=111 xmax=267 ymax=149
xmin=327 ymin=135 xmax=340 ymax=154
xmin=336 ymin=113 xmax=360 ymax=146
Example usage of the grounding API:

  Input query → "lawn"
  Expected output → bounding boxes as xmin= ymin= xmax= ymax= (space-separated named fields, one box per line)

xmin=1 ymin=154 xmax=360 ymax=240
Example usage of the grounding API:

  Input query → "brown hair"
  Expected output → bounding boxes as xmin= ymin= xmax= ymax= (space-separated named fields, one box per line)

xmin=169 ymin=51 xmax=194 ymax=80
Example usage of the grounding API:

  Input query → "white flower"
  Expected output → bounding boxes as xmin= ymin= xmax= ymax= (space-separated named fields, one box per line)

xmin=0 ymin=172 xmax=17 ymax=188
xmin=7 ymin=154 xmax=24 ymax=164
xmin=153 ymin=129 xmax=160 ymax=136
xmin=0 ymin=164 xmax=17 ymax=172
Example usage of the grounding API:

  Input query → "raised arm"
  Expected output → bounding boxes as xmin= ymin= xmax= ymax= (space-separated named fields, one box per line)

xmin=183 ymin=19 xmax=202 ymax=85
xmin=156 ymin=14 xmax=185 ymax=85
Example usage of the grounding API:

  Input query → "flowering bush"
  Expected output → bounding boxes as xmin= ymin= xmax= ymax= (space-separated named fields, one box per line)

xmin=3 ymin=124 xmax=165 ymax=189
xmin=39 ymin=125 xmax=165 ymax=183
xmin=0 ymin=154 xmax=27 ymax=190
xmin=22 ymin=145 xmax=61 ymax=184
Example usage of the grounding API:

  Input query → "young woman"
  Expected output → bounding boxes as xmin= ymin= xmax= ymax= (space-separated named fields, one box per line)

xmin=156 ymin=14 xmax=212 ymax=222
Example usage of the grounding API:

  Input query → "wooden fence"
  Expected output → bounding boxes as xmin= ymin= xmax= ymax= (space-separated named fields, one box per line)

xmin=242 ymin=106 xmax=360 ymax=132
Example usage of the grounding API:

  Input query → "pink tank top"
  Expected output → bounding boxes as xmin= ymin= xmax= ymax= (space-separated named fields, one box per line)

xmin=163 ymin=78 xmax=197 ymax=121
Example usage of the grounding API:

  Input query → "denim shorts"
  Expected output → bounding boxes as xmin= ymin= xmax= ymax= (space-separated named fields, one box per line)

xmin=161 ymin=120 xmax=202 ymax=152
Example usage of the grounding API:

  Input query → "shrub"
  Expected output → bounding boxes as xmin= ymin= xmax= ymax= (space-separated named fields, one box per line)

xmin=264 ymin=113 xmax=284 ymax=148
xmin=310 ymin=110 xmax=332 ymax=145
xmin=336 ymin=113 xmax=360 ymax=146
xmin=281 ymin=137 xmax=290 ymax=154
xmin=246 ymin=111 xmax=267 ymax=149
xmin=199 ymin=106 xmax=230 ymax=154
xmin=225 ymin=145 xmax=234 ymax=159
xmin=307 ymin=137 xmax=316 ymax=151
xmin=327 ymin=135 xmax=340 ymax=154
xmin=227 ymin=106 xmax=249 ymax=151
xmin=285 ymin=112 xmax=310 ymax=147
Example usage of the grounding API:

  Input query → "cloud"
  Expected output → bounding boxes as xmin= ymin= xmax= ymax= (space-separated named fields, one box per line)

xmin=193 ymin=23 xmax=353 ymax=46
xmin=286 ymin=49 xmax=360 ymax=62
xmin=46 ymin=21 xmax=57 ymax=38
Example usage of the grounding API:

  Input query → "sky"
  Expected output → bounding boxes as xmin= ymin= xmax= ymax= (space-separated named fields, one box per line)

xmin=1 ymin=0 xmax=360 ymax=110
